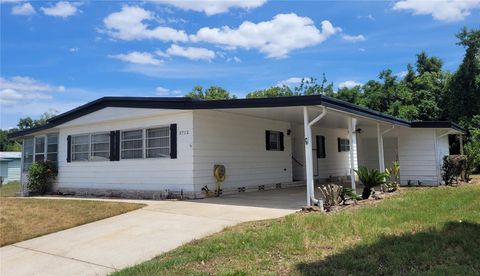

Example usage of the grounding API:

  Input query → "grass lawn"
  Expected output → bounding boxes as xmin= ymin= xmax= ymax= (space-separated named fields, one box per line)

xmin=0 ymin=197 xmax=144 ymax=247
xmin=116 ymin=176 xmax=480 ymax=275
xmin=0 ymin=181 xmax=20 ymax=197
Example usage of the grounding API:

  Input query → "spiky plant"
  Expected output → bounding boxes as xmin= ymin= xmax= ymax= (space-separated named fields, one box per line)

xmin=354 ymin=166 xmax=388 ymax=199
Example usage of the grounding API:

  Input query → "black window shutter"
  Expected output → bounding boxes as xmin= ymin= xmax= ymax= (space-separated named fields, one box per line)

xmin=115 ymin=130 xmax=120 ymax=161
xmin=109 ymin=131 xmax=115 ymax=161
xmin=321 ymin=136 xmax=326 ymax=158
xmin=265 ymin=131 xmax=271 ymax=150
xmin=337 ymin=138 xmax=341 ymax=152
xmin=279 ymin=132 xmax=285 ymax=151
xmin=316 ymin=136 xmax=320 ymax=158
xmin=66 ymin=135 xmax=71 ymax=163
xmin=170 ymin=124 xmax=177 ymax=159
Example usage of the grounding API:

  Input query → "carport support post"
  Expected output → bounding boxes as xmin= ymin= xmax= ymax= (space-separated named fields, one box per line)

xmin=377 ymin=123 xmax=385 ymax=172
xmin=303 ymin=107 xmax=312 ymax=206
xmin=348 ymin=118 xmax=356 ymax=191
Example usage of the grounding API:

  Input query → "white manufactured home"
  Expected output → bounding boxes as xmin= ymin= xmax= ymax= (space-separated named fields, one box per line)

xmin=9 ymin=95 xmax=464 ymax=205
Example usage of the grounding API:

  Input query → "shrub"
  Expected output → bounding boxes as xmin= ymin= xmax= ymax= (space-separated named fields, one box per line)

xmin=318 ymin=184 xmax=343 ymax=207
xmin=354 ymin=166 xmax=387 ymax=199
xmin=27 ymin=161 xmax=57 ymax=195
xmin=441 ymin=155 xmax=466 ymax=185
xmin=464 ymin=139 xmax=480 ymax=180
xmin=383 ymin=161 xmax=400 ymax=192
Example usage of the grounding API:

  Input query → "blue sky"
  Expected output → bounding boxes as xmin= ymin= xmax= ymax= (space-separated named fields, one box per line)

xmin=1 ymin=0 xmax=479 ymax=128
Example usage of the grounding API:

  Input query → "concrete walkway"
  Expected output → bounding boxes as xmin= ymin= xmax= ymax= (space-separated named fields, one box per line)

xmin=0 ymin=187 xmax=305 ymax=276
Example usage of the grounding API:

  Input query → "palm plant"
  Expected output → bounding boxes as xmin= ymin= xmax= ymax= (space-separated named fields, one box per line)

xmin=354 ymin=166 xmax=388 ymax=199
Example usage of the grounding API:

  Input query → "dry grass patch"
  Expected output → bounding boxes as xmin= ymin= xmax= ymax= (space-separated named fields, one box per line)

xmin=0 ymin=198 xmax=144 ymax=246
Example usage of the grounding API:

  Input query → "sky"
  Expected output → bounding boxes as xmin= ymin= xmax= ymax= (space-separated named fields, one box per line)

xmin=1 ymin=0 xmax=479 ymax=128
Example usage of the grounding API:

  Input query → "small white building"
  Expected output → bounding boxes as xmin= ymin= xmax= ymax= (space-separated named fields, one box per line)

xmin=8 ymin=95 xmax=464 ymax=205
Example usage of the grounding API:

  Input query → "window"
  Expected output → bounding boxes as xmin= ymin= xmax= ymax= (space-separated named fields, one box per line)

xmin=47 ymin=134 xmax=58 ymax=164
xmin=23 ymin=138 xmax=34 ymax=172
xmin=338 ymin=138 xmax=350 ymax=152
xmin=34 ymin=137 xmax=45 ymax=162
xmin=146 ymin=127 xmax=170 ymax=158
xmin=266 ymin=130 xmax=284 ymax=151
xmin=316 ymin=135 xmax=326 ymax=158
xmin=71 ymin=135 xmax=90 ymax=161
xmin=91 ymin=133 xmax=110 ymax=161
xmin=121 ymin=130 xmax=143 ymax=159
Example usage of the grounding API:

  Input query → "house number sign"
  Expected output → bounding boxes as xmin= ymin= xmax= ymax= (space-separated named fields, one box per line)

xmin=179 ymin=130 xmax=190 ymax=135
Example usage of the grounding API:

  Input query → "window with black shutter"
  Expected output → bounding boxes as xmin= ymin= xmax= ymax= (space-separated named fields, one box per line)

xmin=265 ymin=130 xmax=284 ymax=151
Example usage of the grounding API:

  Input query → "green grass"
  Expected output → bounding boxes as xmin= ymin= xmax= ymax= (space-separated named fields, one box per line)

xmin=115 ymin=177 xmax=480 ymax=275
xmin=0 ymin=181 xmax=20 ymax=197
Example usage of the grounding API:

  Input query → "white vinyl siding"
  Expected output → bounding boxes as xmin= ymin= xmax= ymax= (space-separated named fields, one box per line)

xmin=192 ymin=110 xmax=292 ymax=194
xmin=292 ymin=126 xmax=356 ymax=180
xmin=56 ymin=109 xmax=193 ymax=192
xmin=398 ymin=128 xmax=439 ymax=185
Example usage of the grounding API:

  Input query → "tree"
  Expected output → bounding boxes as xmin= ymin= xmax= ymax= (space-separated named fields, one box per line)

xmin=17 ymin=110 xmax=58 ymax=130
xmin=246 ymin=85 xmax=296 ymax=98
xmin=446 ymin=28 xmax=480 ymax=128
xmin=186 ymin=85 xmax=236 ymax=100
xmin=0 ymin=129 xmax=21 ymax=151
xmin=294 ymin=75 xmax=334 ymax=96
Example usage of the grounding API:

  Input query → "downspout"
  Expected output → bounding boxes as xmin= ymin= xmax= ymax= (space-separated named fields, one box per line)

xmin=377 ymin=124 xmax=395 ymax=172
xmin=303 ymin=106 xmax=327 ymax=208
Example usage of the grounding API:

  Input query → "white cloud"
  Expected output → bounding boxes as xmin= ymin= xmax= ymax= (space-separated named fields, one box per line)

xmin=41 ymin=1 xmax=78 ymax=18
xmin=393 ymin=0 xmax=480 ymax=22
xmin=395 ymin=70 xmax=408 ymax=78
xmin=165 ymin=44 xmax=216 ymax=61
xmin=277 ymin=77 xmax=306 ymax=87
xmin=103 ymin=5 xmax=188 ymax=42
xmin=191 ymin=13 xmax=340 ymax=58
xmin=147 ymin=0 xmax=267 ymax=15
xmin=227 ymin=56 xmax=241 ymax=63
xmin=357 ymin=14 xmax=375 ymax=21
xmin=69 ymin=47 xmax=79 ymax=53
xmin=0 ymin=76 xmax=64 ymax=106
xmin=155 ymin=86 xmax=182 ymax=96
xmin=342 ymin=34 xmax=366 ymax=42
xmin=338 ymin=80 xmax=362 ymax=89
xmin=11 ymin=2 xmax=35 ymax=16
xmin=110 ymin=51 xmax=162 ymax=65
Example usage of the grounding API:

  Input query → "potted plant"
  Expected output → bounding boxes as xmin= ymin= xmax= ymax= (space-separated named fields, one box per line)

xmin=354 ymin=166 xmax=388 ymax=199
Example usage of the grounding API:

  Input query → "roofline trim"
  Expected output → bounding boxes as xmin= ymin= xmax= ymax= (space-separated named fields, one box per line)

xmin=8 ymin=95 xmax=466 ymax=139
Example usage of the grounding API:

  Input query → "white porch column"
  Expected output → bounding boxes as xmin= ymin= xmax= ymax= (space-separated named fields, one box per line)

xmin=377 ymin=123 xmax=385 ymax=172
xmin=303 ymin=107 xmax=312 ymax=206
xmin=348 ymin=118 xmax=356 ymax=191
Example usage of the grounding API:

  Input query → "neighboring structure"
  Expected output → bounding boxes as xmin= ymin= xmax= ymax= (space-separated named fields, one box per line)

xmin=8 ymin=95 xmax=464 ymax=205
xmin=0 ymin=152 xmax=21 ymax=184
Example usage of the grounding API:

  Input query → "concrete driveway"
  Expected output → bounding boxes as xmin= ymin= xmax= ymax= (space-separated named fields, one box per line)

xmin=0 ymin=187 xmax=305 ymax=276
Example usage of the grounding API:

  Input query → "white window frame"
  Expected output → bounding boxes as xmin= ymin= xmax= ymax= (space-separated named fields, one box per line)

xmin=267 ymin=131 xmax=282 ymax=151
xmin=120 ymin=125 xmax=171 ymax=160
xmin=339 ymin=138 xmax=350 ymax=152
xmin=146 ymin=126 xmax=171 ymax=159
xmin=120 ymin=129 xmax=145 ymax=160
xmin=22 ymin=137 xmax=34 ymax=172
xmin=90 ymin=132 xmax=111 ymax=161
xmin=23 ymin=133 xmax=59 ymax=172
xmin=71 ymin=132 xmax=110 ymax=162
